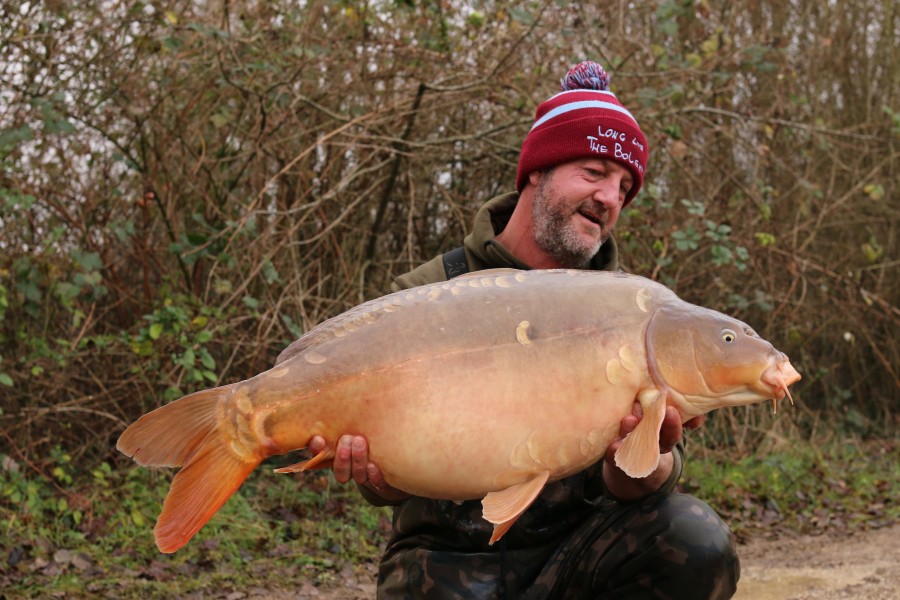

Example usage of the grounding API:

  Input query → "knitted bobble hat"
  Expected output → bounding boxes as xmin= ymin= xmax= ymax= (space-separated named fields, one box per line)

xmin=516 ymin=61 xmax=649 ymax=205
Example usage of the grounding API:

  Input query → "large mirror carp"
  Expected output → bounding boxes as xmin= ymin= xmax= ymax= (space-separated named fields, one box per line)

xmin=118 ymin=269 xmax=800 ymax=553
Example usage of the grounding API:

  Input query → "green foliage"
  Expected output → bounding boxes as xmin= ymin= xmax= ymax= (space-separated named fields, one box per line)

xmin=1 ymin=448 xmax=390 ymax=597
xmin=682 ymin=441 xmax=899 ymax=539
xmin=127 ymin=296 xmax=226 ymax=400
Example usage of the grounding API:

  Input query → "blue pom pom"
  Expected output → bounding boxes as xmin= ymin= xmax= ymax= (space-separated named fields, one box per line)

xmin=560 ymin=61 xmax=610 ymax=91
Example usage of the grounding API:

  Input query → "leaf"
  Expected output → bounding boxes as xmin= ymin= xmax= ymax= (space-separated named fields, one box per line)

xmin=131 ymin=507 xmax=145 ymax=527
xmin=262 ymin=259 xmax=281 ymax=284
xmin=754 ymin=232 xmax=776 ymax=247
xmin=861 ymin=242 xmax=883 ymax=263
xmin=182 ymin=348 xmax=195 ymax=367
xmin=508 ymin=7 xmax=535 ymax=25
xmin=148 ymin=323 xmax=164 ymax=340
xmin=863 ymin=184 xmax=884 ymax=201
xmin=200 ymin=350 xmax=216 ymax=370
xmin=210 ymin=112 xmax=231 ymax=128
xmin=700 ymin=34 xmax=720 ymax=57
xmin=0 ymin=125 xmax=34 ymax=151
xmin=0 ymin=373 xmax=12 ymax=386
xmin=74 ymin=250 xmax=103 ymax=272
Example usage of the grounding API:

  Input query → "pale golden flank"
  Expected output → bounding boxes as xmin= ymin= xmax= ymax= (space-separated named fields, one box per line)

xmin=117 ymin=269 xmax=800 ymax=553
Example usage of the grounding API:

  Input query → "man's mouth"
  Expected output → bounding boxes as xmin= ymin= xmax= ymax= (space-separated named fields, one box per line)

xmin=577 ymin=208 xmax=604 ymax=229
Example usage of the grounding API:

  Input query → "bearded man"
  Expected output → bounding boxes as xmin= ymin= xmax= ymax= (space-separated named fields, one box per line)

xmin=308 ymin=61 xmax=740 ymax=599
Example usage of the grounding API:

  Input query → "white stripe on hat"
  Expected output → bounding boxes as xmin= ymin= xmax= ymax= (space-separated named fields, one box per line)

xmin=531 ymin=100 xmax=639 ymax=132
xmin=547 ymin=89 xmax=619 ymax=101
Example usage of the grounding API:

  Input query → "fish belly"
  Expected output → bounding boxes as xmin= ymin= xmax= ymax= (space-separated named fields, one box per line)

xmin=265 ymin=331 xmax=641 ymax=501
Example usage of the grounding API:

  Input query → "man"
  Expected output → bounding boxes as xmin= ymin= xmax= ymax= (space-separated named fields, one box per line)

xmin=309 ymin=62 xmax=740 ymax=598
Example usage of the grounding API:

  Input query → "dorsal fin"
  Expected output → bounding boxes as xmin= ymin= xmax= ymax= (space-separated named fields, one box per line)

xmin=276 ymin=297 xmax=388 ymax=365
xmin=452 ymin=267 xmax=524 ymax=281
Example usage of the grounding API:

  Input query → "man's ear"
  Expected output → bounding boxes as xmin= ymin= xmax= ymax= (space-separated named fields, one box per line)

xmin=527 ymin=170 xmax=543 ymax=187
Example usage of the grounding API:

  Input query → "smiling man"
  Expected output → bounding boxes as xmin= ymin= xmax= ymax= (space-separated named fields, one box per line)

xmin=499 ymin=157 xmax=631 ymax=270
xmin=309 ymin=62 xmax=740 ymax=599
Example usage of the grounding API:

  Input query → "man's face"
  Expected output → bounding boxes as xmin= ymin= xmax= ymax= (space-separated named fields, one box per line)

xmin=531 ymin=158 xmax=631 ymax=268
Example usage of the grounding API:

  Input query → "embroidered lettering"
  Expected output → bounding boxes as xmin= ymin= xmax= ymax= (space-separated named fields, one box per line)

xmin=586 ymin=136 xmax=608 ymax=154
xmin=614 ymin=142 xmax=645 ymax=173
xmin=597 ymin=126 xmax=626 ymax=142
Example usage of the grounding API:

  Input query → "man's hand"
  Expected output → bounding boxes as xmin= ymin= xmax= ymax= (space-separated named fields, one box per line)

xmin=602 ymin=403 xmax=705 ymax=501
xmin=308 ymin=434 xmax=410 ymax=503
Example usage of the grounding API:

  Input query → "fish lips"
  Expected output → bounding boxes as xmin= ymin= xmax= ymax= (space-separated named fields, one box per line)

xmin=761 ymin=358 xmax=801 ymax=400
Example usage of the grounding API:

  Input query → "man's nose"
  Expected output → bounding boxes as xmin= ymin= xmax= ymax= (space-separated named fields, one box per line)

xmin=592 ymin=177 xmax=623 ymax=209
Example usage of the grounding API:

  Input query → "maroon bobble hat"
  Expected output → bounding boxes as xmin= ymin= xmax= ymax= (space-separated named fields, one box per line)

xmin=516 ymin=61 xmax=649 ymax=205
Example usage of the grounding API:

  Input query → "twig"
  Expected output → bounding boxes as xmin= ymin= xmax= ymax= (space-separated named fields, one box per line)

xmin=365 ymin=83 xmax=427 ymax=262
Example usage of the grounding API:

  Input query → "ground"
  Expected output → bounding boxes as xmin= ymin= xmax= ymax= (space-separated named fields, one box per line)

xmin=734 ymin=523 xmax=899 ymax=600
xmin=219 ymin=523 xmax=900 ymax=599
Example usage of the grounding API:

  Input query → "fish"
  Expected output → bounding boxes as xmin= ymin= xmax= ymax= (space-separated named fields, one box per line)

xmin=117 ymin=269 xmax=801 ymax=553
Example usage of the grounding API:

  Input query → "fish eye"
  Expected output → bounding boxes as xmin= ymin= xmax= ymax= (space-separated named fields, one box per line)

xmin=722 ymin=329 xmax=737 ymax=343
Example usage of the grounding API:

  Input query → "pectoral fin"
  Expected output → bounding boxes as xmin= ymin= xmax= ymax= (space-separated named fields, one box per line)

xmin=615 ymin=390 xmax=668 ymax=478
xmin=482 ymin=471 xmax=550 ymax=545
xmin=273 ymin=448 xmax=335 ymax=473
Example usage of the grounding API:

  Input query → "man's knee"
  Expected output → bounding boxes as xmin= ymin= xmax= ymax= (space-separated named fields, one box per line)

xmin=650 ymin=493 xmax=740 ymax=599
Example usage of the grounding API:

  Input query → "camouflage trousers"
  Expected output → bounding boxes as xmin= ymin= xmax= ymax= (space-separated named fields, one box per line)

xmin=377 ymin=493 xmax=740 ymax=599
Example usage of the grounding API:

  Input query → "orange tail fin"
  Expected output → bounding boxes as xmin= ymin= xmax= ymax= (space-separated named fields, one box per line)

xmin=116 ymin=387 xmax=261 ymax=553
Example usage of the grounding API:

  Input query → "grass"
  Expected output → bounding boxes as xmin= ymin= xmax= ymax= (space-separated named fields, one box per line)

xmin=2 ymin=438 xmax=897 ymax=597
xmin=1 ymin=451 xmax=391 ymax=598
xmin=681 ymin=438 xmax=898 ymax=541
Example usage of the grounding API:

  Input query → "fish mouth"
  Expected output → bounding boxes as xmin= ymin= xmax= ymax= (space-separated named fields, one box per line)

xmin=760 ymin=356 xmax=801 ymax=413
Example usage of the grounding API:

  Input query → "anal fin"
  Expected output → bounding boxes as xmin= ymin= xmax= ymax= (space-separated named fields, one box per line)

xmin=274 ymin=448 xmax=335 ymax=473
xmin=482 ymin=471 xmax=550 ymax=545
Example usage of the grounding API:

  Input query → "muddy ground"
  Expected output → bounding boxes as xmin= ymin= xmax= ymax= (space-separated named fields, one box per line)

xmin=733 ymin=523 xmax=899 ymax=600
xmin=215 ymin=523 xmax=899 ymax=599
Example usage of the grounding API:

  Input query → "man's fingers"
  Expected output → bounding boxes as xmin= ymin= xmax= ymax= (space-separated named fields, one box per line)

xmin=366 ymin=463 xmax=385 ymax=490
xmin=351 ymin=436 xmax=369 ymax=484
xmin=333 ymin=435 xmax=353 ymax=483
xmin=658 ymin=406 xmax=683 ymax=453
xmin=308 ymin=435 xmax=326 ymax=454
xmin=619 ymin=414 xmax=639 ymax=437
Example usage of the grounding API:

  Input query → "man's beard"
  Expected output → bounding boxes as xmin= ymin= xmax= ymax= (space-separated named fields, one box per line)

xmin=531 ymin=173 xmax=610 ymax=269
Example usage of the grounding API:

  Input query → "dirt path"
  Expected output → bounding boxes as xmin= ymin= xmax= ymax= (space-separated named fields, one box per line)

xmin=734 ymin=524 xmax=899 ymax=600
